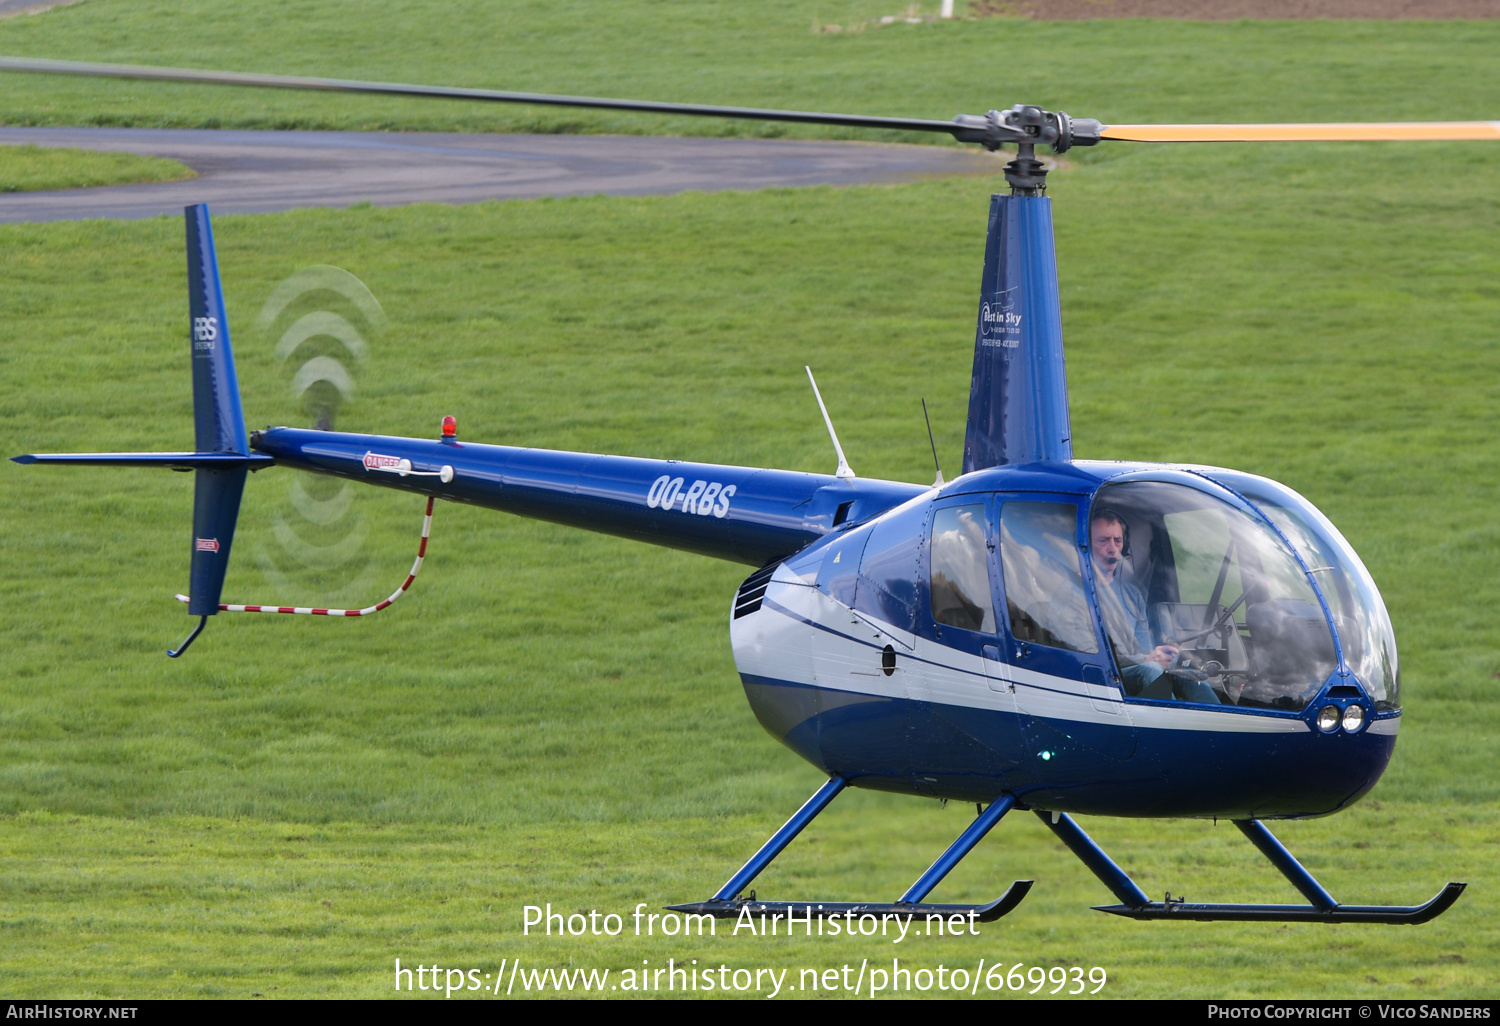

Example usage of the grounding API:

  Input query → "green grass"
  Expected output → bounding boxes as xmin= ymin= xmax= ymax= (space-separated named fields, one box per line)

xmin=0 ymin=0 xmax=1498 ymax=1002
xmin=0 ymin=142 xmax=191 ymax=191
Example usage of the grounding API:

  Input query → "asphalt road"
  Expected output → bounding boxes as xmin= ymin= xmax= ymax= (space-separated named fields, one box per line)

xmin=0 ymin=0 xmax=80 ymax=14
xmin=0 ymin=128 xmax=999 ymax=222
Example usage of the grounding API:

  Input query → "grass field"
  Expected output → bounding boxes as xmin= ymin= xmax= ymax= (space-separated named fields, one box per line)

xmin=0 ymin=0 xmax=1497 ymax=1002
xmin=0 ymin=143 xmax=191 ymax=191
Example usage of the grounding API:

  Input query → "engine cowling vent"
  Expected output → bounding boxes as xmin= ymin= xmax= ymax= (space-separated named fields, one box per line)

xmin=733 ymin=563 xmax=778 ymax=620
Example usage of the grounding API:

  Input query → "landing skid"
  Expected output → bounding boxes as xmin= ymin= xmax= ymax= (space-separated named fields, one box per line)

xmin=1040 ymin=811 xmax=1465 ymax=925
xmin=678 ymin=781 xmax=1464 ymax=927
xmin=673 ymin=778 xmax=1033 ymax=923
xmin=670 ymin=880 xmax=1034 ymax=923
xmin=1095 ymin=883 xmax=1466 ymax=924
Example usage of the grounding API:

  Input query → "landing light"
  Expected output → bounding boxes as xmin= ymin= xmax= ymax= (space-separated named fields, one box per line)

xmin=1316 ymin=705 xmax=1340 ymax=732
xmin=1341 ymin=705 xmax=1366 ymax=733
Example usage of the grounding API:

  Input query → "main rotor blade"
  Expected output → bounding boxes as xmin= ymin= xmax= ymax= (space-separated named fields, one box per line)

xmin=1102 ymin=122 xmax=1500 ymax=142
xmin=0 ymin=56 xmax=965 ymax=137
xmin=8 ymin=56 xmax=1495 ymax=150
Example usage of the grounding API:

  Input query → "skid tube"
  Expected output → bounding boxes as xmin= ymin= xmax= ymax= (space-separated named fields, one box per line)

xmin=668 ymin=777 xmax=1033 ymax=923
xmin=1039 ymin=811 xmax=1465 ymax=924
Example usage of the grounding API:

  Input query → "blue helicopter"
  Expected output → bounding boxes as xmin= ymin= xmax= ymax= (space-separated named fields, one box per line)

xmin=10 ymin=57 xmax=1496 ymax=926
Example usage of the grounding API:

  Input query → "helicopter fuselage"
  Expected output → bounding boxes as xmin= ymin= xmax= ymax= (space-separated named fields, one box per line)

xmin=254 ymin=427 xmax=1399 ymax=822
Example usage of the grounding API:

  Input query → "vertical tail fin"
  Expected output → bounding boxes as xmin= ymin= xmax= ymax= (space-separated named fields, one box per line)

xmin=183 ymin=204 xmax=249 ymax=617
xmin=961 ymin=193 xmax=1073 ymax=474
xmin=186 ymin=204 xmax=248 ymax=455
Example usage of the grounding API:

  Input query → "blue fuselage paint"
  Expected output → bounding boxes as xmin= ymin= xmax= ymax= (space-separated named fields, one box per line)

xmin=963 ymin=194 xmax=1073 ymax=472
xmin=739 ymin=671 xmax=1393 ymax=819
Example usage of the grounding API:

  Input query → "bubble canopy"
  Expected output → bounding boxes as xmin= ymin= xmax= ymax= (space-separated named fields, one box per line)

xmin=1086 ymin=471 xmax=1396 ymax=714
xmin=1198 ymin=469 xmax=1399 ymax=712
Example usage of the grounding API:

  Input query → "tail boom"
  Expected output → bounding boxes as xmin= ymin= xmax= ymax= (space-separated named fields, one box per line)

xmin=252 ymin=426 xmax=927 ymax=568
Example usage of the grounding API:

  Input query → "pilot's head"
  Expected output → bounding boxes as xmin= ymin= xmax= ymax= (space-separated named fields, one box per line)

xmin=1090 ymin=510 xmax=1128 ymax=579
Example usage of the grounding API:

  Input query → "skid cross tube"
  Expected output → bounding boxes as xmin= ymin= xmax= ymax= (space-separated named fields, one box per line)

xmin=671 ymin=790 xmax=1034 ymax=922
xmin=711 ymin=776 xmax=846 ymax=902
xmin=1235 ymin=819 xmax=1336 ymax=910
xmin=1037 ymin=810 xmax=1151 ymax=907
xmin=900 ymin=794 xmax=1017 ymax=903
xmin=1041 ymin=811 xmax=1465 ymax=924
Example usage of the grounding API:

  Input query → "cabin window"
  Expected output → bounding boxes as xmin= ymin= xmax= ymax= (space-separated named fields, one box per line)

xmin=929 ymin=504 xmax=996 ymax=633
xmin=854 ymin=496 xmax=927 ymax=634
xmin=998 ymin=501 xmax=1098 ymax=654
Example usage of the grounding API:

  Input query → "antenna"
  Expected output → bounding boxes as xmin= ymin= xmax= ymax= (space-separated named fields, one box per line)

xmin=922 ymin=398 xmax=945 ymax=487
xmin=805 ymin=366 xmax=854 ymax=480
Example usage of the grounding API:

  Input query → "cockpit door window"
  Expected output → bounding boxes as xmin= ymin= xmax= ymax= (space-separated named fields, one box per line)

xmin=928 ymin=504 xmax=996 ymax=634
xmin=998 ymin=501 xmax=1098 ymax=655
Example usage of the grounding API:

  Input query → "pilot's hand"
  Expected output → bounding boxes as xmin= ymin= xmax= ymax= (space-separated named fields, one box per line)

xmin=1147 ymin=645 xmax=1179 ymax=669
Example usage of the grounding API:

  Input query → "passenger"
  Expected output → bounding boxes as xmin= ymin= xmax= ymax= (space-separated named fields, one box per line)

xmin=1090 ymin=510 xmax=1219 ymax=704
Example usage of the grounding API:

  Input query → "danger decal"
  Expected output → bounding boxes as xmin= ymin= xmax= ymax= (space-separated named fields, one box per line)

xmin=363 ymin=452 xmax=403 ymax=472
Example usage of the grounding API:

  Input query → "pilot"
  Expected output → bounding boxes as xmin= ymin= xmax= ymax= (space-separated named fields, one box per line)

xmin=1090 ymin=510 xmax=1219 ymax=705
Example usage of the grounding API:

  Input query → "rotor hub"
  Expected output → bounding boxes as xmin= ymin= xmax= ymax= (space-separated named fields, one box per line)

xmin=950 ymin=104 xmax=1102 ymax=155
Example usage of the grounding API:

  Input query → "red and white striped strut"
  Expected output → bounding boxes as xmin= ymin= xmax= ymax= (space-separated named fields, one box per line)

xmin=176 ymin=496 xmax=435 ymax=616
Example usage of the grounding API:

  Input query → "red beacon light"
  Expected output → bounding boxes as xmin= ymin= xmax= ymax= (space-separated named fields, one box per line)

xmin=441 ymin=415 xmax=457 ymax=442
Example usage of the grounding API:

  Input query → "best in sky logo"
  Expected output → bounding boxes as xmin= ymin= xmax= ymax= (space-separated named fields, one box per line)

xmin=979 ymin=286 xmax=1022 ymax=349
xmin=195 ymin=537 xmax=220 ymax=553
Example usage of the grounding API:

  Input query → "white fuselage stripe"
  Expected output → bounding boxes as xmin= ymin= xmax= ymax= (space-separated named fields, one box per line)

xmin=739 ymin=577 xmax=1320 ymax=735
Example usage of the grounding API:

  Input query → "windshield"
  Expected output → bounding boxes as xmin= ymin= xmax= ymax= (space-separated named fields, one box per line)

xmin=1202 ymin=471 xmax=1399 ymax=712
xmin=1090 ymin=479 xmax=1336 ymax=711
